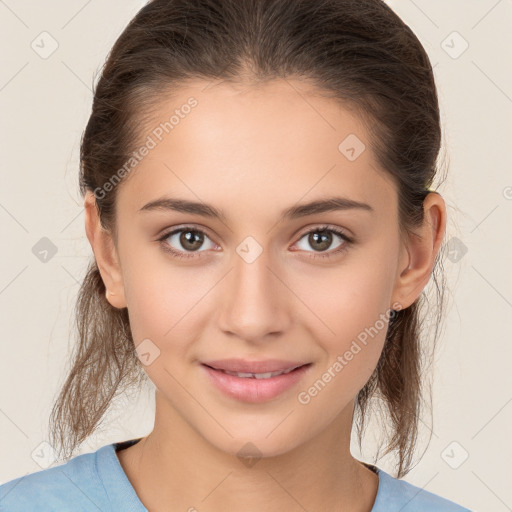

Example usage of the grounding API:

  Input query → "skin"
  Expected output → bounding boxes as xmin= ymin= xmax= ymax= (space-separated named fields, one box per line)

xmin=84 ymin=78 xmax=446 ymax=511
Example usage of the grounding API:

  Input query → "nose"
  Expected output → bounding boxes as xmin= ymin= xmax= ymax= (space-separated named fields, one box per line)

xmin=216 ymin=243 xmax=291 ymax=342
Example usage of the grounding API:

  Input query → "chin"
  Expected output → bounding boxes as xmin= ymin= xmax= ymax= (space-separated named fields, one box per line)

xmin=205 ymin=427 xmax=305 ymax=463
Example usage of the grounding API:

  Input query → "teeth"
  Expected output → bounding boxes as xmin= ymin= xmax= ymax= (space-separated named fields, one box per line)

xmin=221 ymin=367 xmax=298 ymax=379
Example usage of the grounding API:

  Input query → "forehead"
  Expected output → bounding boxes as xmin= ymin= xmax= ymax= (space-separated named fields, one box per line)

xmin=117 ymin=78 xmax=397 ymax=221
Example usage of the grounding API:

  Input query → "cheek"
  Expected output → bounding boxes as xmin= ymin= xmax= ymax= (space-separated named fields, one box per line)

xmin=292 ymin=255 xmax=395 ymax=339
xmin=120 ymin=248 xmax=214 ymax=382
xmin=293 ymin=279 xmax=392 ymax=417
xmin=289 ymin=249 xmax=397 ymax=386
xmin=121 ymin=242 xmax=203 ymax=335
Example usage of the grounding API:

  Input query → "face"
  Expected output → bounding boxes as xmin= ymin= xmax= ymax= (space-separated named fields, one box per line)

xmin=92 ymin=78 xmax=418 ymax=459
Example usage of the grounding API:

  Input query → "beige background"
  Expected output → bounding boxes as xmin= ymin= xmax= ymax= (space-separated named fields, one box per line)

xmin=1 ymin=1 xmax=511 ymax=511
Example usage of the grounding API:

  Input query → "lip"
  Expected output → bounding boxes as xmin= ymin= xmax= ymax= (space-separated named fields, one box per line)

xmin=201 ymin=358 xmax=309 ymax=373
xmin=200 ymin=362 xmax=313 ymax=403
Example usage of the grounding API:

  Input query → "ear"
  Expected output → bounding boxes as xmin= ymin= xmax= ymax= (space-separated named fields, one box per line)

xmin=84 ymin=191 xmax=127 ymax=309
xmin=391 ymin=192 xmax=447 ymax=309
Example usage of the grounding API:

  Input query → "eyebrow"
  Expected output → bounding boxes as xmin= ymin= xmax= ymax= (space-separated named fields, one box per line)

xmin=138 ymin=195 xmax=374 ymax=222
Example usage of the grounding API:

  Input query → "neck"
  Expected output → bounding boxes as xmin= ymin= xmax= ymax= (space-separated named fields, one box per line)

xmin=116 ymin=391 xmax=378 ymax=512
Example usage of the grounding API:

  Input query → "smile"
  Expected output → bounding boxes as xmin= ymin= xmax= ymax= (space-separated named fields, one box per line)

xmin=200 ymin=363 xmax=312 ymax=403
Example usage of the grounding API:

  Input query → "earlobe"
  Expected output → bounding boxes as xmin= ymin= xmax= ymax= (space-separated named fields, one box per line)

xmin=391 ymin=192 xmax=446 ymax=309
xmin=84 ymin=191 xmax=127 ymax=309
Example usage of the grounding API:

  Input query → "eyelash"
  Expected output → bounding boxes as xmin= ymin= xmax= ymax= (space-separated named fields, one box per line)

xmin=157 ymin=224 xmax=353 ymax=261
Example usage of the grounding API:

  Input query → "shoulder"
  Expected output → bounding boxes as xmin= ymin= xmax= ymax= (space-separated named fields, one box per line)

xmin=0 ymin=445 xmax=112 ymax=512
xmin=372 ymin=466 xmax=473 ymax=512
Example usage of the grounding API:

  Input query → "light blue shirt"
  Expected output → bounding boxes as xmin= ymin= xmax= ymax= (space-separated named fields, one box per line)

xmin=1 ymin=439 xmax=472 ymax=511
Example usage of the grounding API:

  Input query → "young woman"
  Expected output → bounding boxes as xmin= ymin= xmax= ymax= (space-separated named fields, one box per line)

xmin=0 ymin=0 xmax=473 ymax=510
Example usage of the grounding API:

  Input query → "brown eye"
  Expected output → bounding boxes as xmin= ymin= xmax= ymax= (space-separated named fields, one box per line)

xmin=296 ymin=227 xmax=350 ymax=254
xmin=158 ymin=226 xmax=216 ymax=259
xmin=291 ymin=225 xmax=354 ymax=261
xmin=178 ymin=229 xmax=204 ymax=251
xmin=307 ymin=230 xmax=334 ymax=251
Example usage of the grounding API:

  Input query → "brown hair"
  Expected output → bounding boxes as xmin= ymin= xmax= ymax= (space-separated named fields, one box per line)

xmin=48 ymin=0 xmax=448 ymax=478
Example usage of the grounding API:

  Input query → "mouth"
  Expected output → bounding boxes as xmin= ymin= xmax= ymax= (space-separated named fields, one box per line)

xmin=200 ymin=358 xmax=311 ymax=374
xmin=201 ymin=363 xmax=306 ymax=379
xmin=200 ymin=362 xmax=313 ymax=403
